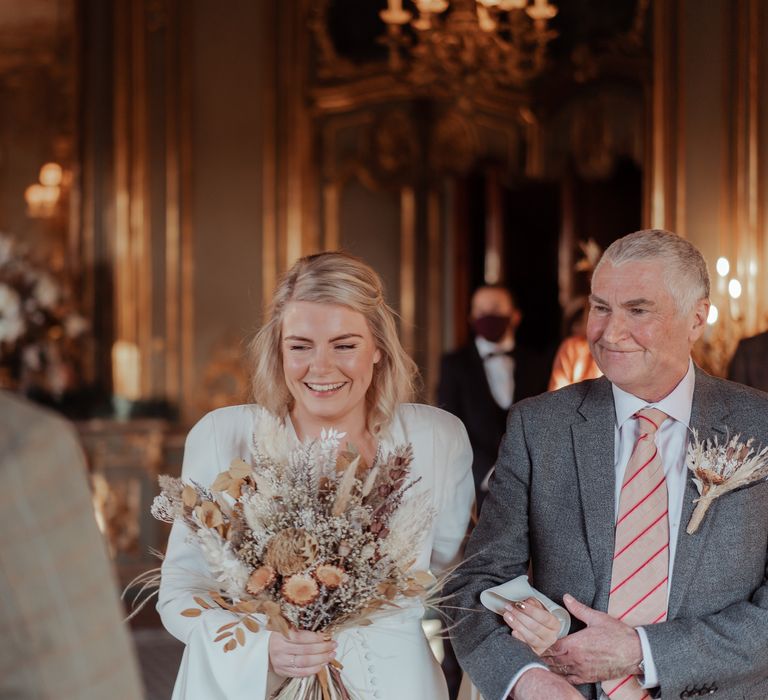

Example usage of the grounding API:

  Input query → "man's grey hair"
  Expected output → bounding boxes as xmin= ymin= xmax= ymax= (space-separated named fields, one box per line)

xmin=594 ymin=229 xmax=710 ymax=314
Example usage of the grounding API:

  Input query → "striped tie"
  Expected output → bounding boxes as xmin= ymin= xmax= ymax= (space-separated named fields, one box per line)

xmin=602 ymin=408 xmax=670 ymax=700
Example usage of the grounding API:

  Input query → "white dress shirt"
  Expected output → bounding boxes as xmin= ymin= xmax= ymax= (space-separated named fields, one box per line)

xmin=475 ymin=336 xmax=516 ymax=409
xmin=505 ymin=360 xmax=695 ymax=699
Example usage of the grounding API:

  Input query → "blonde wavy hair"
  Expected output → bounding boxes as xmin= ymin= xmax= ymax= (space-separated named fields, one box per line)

xmin=248 ymin=251 xmax=418 ymax=435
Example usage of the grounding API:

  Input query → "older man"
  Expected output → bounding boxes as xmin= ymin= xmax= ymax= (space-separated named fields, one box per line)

xmin=447 ymin=230 xmax=768 ymax=700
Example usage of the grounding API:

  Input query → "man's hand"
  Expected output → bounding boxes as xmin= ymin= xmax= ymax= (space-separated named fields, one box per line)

xmin=541 ymin=594 xmax=643 ymax=685
xmin=511 ymin=668 xmax=583 ymax=699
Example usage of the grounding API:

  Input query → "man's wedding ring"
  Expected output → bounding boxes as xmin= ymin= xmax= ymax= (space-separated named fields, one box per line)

xmin=291 ymin=654 xmax=297 ymax=670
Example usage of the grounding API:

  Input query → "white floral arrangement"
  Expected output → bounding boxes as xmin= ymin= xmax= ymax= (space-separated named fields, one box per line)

xmin=686 ymin=429 xmax=768 ymax=534
xmin=0 ymin=232 xmax=88 ymax=396
xmin=150 ymin=407 xmax=435 ymax=700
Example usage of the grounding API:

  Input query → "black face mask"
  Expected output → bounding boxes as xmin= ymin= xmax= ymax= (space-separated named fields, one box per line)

xmin=473 ymin=314 xmax=511 ymax=343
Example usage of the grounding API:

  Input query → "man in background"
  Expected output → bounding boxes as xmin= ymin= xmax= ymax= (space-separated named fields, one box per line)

xmin=438 ymin=285 xmax=551 ymax=510
xmin=0 ymin=391 xmax=143 ymax=699
xmin=728 ymin=329 xmax=768 ymax=393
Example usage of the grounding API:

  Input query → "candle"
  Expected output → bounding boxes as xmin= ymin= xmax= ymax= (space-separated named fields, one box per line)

xmin=112 ymin=340 xmax=141 ymax=401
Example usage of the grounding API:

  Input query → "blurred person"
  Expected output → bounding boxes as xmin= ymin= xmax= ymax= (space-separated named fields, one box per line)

xmin=0 ymin=391 xmax=143 ymax=700
xmin=158 ymin=251 xmax=474 ymax=700
xmin=438 ymin=285 xmax=550 ymax=510
xmin=727 ymin=329 xmax=768 ymax=393
xmin=549 ymin=302 xmax=602 ymax=391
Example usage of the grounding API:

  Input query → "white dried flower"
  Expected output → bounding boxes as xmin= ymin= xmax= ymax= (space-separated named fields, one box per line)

xmin=195 ymin=527 xmax=250 ymax=599
xmin=150 ymin=493 xmax=183 ymax=523
xmin=378 ymin=492 xmax=434 ymax=565
xmin=251 ymin=407 xmax=295 ymax=464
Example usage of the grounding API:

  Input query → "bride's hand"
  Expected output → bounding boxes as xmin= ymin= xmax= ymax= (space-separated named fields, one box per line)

xmin=503 ymin=597 xmax=560 ymax=656
xmin=268 ymin=628 xmax=337 ymax=677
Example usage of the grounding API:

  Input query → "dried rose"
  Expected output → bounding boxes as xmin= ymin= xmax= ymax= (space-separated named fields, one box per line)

xmin=695 ymin=467 xmax=726 ymax=485
xmin=315 ymin=564 xmax=347 ymax=589
xmin=282 ymin=574 xmax=319 ymax=606
xmin=264 ymin=528 xmax=318 ymax=576
xmin=246 ymin=565 xmax=277 ymax=595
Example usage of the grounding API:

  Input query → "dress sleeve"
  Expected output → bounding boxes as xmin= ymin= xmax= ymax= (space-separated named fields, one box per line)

xmin=157 ymin=411 xmax=278 ymax=700
xmin=429 ymin=414 xmax=475 ymax=575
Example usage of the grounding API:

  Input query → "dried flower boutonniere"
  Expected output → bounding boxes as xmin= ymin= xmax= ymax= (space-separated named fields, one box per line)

xmin=685 ymin=430 xmax=768 ymax=534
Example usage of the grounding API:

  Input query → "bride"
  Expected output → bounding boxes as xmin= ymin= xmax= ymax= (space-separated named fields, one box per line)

xmin=158 ymin=251 xmax=474 ymax=699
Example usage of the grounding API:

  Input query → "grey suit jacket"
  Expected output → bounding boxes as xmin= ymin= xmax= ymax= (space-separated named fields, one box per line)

xmin=445 ymin=369 xmax=768 ymax=700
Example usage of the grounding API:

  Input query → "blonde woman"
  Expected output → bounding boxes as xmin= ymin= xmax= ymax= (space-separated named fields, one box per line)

xmin=158 ymin=251 xmax=474 ymax=700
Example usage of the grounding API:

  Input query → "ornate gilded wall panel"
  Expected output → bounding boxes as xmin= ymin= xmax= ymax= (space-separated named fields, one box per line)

xmin=661 ymin=0 xmax=768 ymax=375
xmin=112 ymin=0 xmax=192 ymax=410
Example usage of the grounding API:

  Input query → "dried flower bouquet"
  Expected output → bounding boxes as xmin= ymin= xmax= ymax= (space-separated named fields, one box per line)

xmin=151 ymin=408 xmax=436 ymax=700
xmin=686 ymin=430 xmax=768 ymax=534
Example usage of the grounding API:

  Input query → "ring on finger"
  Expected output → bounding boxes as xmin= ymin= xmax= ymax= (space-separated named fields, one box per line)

xmin=559 ymin=664 xmax=568 ymax=675
xmin=291 ymin=654 xmax=297 ymax=670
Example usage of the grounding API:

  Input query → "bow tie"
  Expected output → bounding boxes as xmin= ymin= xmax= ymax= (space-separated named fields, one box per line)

xmin=484 ymin=349 xmax=515 ymax=360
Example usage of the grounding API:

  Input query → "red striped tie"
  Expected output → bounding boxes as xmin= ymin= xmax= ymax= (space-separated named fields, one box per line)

xmin=602 ymin=408 xmax=670 ymax=700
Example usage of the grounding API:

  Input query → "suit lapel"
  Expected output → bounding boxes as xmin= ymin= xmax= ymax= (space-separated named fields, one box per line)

xmin=571 ymin=378 xmax=617 ymax=609
xmin=667 ymin=369 xmax=729 ymax=617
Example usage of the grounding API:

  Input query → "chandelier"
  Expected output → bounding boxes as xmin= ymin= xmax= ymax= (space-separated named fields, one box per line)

xmin=379 ymin=0 xmax=558 ymax=93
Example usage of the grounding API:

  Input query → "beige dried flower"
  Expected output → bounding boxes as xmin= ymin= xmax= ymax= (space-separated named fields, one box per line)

xmin=182 ymin=485 xmax=198 ymax=508
xmin=315 ymin=564 xmax=347 ymax=589
xmin=264 ymin=528 xmax=318 ymax=576
xmin=246 ymin=565 xmax=276 ymax=595
xmin=282 ymin=574 xmax=319 ymax=606
xmin=211 ymin=459 xmax=252 ymax=499
xmin=195 ymin=501 xmax=224 ymax=529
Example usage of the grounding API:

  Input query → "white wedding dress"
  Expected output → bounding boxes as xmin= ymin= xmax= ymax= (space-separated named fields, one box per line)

xmin=158 ymin=403 xmax=474 ymax=700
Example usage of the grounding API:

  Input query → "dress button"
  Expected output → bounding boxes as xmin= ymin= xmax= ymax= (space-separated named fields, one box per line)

xmin=368 ymin=666 xmax=375 ymax=674
xmin=370 ymin=677 xmax=377 ymax=686
xmin=365 ymin=652 xmax=371 ymax=660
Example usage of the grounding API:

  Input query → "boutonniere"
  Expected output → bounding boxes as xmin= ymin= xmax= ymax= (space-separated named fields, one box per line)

xmin=685 ymin=430 xmax=768 ymax=534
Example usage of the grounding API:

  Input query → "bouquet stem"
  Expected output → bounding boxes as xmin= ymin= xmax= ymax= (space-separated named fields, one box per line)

xmin=686 ymin=497 xmax=712 ymax=535
xmin=270 ymin=666 xmax=355 ymax=700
